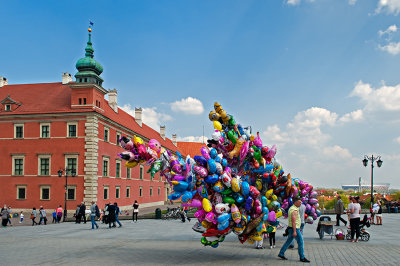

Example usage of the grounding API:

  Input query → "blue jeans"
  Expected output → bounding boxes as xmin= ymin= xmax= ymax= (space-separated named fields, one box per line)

xmin=116 ymin=215 xmax=122 ymax=226
xmin=279 ymin=227 xmax=305 ymax=260
xmin=289 ymin=223 xmax=304 ymax=247
xmin=91 ymin=215 xmax=98 ymax=229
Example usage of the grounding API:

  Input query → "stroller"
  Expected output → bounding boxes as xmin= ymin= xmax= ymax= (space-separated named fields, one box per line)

xmin=346 ymin=214 xmax=371 ymax=241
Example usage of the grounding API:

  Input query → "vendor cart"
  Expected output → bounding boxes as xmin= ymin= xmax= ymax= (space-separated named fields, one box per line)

xmin=316 ymin=216 xmax=336 ymax=239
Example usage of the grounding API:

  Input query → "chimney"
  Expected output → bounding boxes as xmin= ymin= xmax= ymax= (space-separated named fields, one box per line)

xmin=135 ymin=107 xmax=142 ymax=127
xmin=0 ymin=77 xmax=8 ymax=87
xmin=107 ymin=89 xmax=118 ymax=113
xmin=160 ymin=125 xmax=166 ymax=140
xmin=62 ymin=72 xmax=72 ymax=84
xmin=172 ymin=134 xmax=177 ymax=146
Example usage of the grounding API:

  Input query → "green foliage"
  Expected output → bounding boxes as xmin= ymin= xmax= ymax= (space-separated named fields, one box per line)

xmin=392 ymin=191 xmax=400 ymax=201
xmin=322 ymin=195 xmax=351 ymax=210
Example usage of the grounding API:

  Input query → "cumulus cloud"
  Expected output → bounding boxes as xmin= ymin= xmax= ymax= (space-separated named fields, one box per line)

xmin=376 ymin=0 xmax=400 ymax=15
xmin=348 ymin=0 xmax=357 ymax=5
xmin=322 ymin=145 xmax=353 ymax=160
xmin=395 ymin=136 xmax=400 ymax=144
xmin=170 ymin=97 xmax=204 ymax=115
xmin=120 ymin=104 xmax=172 ymax=130
xmin=177 ymin=136 xmax=208 ymax=143
xmin=350 ymin=81 xmax=400 ymax=111
xmin=378 ymin=24 xmax=398 ymax=36
xmin=339 ymin=109 xmax=364 ymax=122
xmin=378 ymin=42 xmax=400 ymax=54
xmin=287 ymin=0 xmax=301 ymax=5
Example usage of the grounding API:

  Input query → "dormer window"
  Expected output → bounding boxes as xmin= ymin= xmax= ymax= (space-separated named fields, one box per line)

xmin=5 ymin=104 xmax=11 ymax=111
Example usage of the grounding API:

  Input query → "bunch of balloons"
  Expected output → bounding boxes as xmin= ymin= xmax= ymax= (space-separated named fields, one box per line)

xmin=117 ymin=102 xmax=320 ymax=247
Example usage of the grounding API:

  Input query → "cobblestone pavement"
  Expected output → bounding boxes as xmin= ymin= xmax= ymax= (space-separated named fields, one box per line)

xmin=0 ymin=214 xmax=398 ymax=265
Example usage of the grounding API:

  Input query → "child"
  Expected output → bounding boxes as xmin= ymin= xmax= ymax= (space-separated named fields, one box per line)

xmin=52 ymin=210 xmax=57 ymax=223
xmin=19 ymin=211 xmax=24 ymax=223
xmin=269 ymin=227 xmax=276 ymax=249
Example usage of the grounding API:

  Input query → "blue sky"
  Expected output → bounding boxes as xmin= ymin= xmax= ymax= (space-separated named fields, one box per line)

xmin=1 ymin=0 xmax=400 ymax=189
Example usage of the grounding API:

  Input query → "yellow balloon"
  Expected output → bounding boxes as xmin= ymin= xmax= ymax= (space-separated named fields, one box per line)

xmin=265 ymin=189 xmax=274 ymax=199
xmin=201 ymin=220 xmax=212 ymax=228
xmin=275 ymin=209 xmax=283 ymax=218
xmin=202 ymin=198 xmax=212 ymax=212
xmin=125 ymin=161 xmax=138 ymax=168
xmin=133 ymin=135 xmax=144 ymax=145
xmin=213 ymin=121 xmax=222 ymax=131
xmin=271 ymin=195 xmax=278 ymax=201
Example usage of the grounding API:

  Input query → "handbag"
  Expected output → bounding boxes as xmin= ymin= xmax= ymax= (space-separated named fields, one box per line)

xmin=30 ymin=214 xmax=34 ymax=219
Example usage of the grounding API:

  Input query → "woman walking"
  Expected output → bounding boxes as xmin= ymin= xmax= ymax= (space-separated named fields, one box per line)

xmin=348 ymin=196 xmax=361 ymax=242
xmin=1 ymin=205 xmax=9 ymax=227
xmin=376 ymin=200 xmax=383 ymax=225
xmin=132 ymin=200 xmax=139 ymax=223
xmin=31 ymin=207 xmax=38 ymax=226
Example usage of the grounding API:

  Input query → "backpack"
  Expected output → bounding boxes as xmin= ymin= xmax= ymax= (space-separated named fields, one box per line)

xmin=95 ymin=205 xmax=100 ymax=217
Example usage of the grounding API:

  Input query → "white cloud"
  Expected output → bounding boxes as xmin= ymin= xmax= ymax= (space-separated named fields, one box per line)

xmin=378 ymin=42 xmax=400 ymax=54
xmin=177 ymin=136 xmax=208 ymax=143
xmin=170 ymin=97 xmax=204 ymax=115
xmin=350 ymin=81 xmax=400 ymax=111
xmin=120 ymin=104 xmax=172 ymax=130
xmin=349 ymin=0 xmax=357 ymax=5
xmin=376 ymin=0 xmax=400 ymax=15
xmin=395 ymin=136 xmax=400 ymax=144
xmin=322 ymin=145 xmax=353 ymax=160
xmin=378 ymin=24 xmax=398 ymax=36
xmin=287 ymin=0 xmax=301 ymax=5
xmin=339 ymin=109 xmax=364 ymax=122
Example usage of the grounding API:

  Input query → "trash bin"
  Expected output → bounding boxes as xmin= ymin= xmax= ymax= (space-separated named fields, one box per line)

xmin=394 ymin=207 xmax=399 ymax=213
xmin=155 ymin=208 xmax=162 ymax=219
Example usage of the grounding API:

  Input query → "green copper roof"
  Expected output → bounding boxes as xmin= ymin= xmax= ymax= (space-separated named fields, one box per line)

xmin=75 ymin=30 xmax=103 ymax=84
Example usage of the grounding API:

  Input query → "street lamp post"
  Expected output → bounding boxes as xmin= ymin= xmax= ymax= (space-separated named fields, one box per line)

xmin=58 ymin=168 xmax=76 ymax=221
xmin=362 ymin=155 xmax=383 ymax=209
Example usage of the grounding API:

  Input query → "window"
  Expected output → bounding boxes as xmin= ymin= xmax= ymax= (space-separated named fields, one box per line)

xmin=140 ymin=165 xmax=144 ymax=180
xmin=104 ymin=186 xmax=109 ymax=200
xmin=40 ymin=124 xmax=50 ymax=138
xmin=14 ymin=124 xmax=24 ymax=138
xmin=103 ymin=159 xmax=109 ymax=177
xmin=84 ymin=78 xmax=87 ymax=83
xmin=150 ymin=186 xmax=153 ymax=197
xmin=67 ymin=186 xmax=76 ymax=200
xmin=79 ymin=98 xmax=82 ymax=105
xmin=17 ymin=186 xmax=26 ymax=200
xmin=104 ymin=128 xmax=109 ymax=142
xmin=67 ymin=158 xmax=77 ymax=172
xmin=139 ymin=186 xmax=143 ymax=197
xmin=68 ymin=123 xmax=77 ymax=137
xmin=116 ymin=186 xmax=120 ymax=199
xmin=159 ymin=172 xmax=162 ymax=182
xmin=158 ymin=187 xmax=161 ymax=195
xmin=126 ymin=168 xmax=131 ymax=179
xmin=116 ymin=161 xmax=121 ymax=178
xmin=40 ymin=186 xmax=50 ymax=200
xmin=84 ymin=98 xmax=86 ymax=104
xmin=126 ymin=186 xmax=130 ymax=198
xmin=116 ymin=133 xmax=120 ymax=146
xmin=13 ymin=157 xmax=24 ymax=175
xmin=5 ymin=104 xmax=11 ymax=111
xmin=40 ymin=158 xmax=50 ymax=175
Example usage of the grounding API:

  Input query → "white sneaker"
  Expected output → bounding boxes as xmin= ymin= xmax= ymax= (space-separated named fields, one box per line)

xmin=270 ymin=246 xmax=273 ymax=249
xmin=273 ymin=245 xmax=276 ymax=248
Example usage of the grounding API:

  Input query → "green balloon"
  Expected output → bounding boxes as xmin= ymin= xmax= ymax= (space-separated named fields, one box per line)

xmin=227 ymin=130 xmax=237 ymax=145
xmin=221 ymin=188 xmax=232 ymax=195
xmin=223 ymin=196 xmax=235 ymax=204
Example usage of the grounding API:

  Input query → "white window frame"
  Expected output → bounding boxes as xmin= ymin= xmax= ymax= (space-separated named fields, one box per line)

xmin=116 ymin=132 xmax=121 ymax=146
xmin=12 ymin=155 xmax=25 ymax=176
xmin=14 ymin=124 xmax=24 ymax=139
xmin=158 ymin=186 xmax=161 ymax=196
xmin=65 ymin=155 xmax=78 ymax=174
xmin=103 ymin=157 xmax=109 ymax=177
xmin=40 ymin=185 xmax=51 ymax=200
xmin=16 ymin=185 xmax=26 ymax=200
xmin=67 ymin=122 xmax=78 ymax=138
xmin=103 ymin=186 xmax=109 ymax=200
xmin=140 ymin=165 xmax=144 ymax=180
xmin=126 ymin=186 xmax=131 ymax=198
xmin=139 ymin=186 xmax=143 ymax=197
xmin=38 ymin=154 xmax=51 ymax=176
xmin=104 ymin=127 xmax=109 ymax=142
xmin=67 ymin=185 xmax=76 ymax=200
xmin=116 ymin=160 xmax=121 ymax=178
xmin=116 ymin=186 xmax=120 ymax=199
xmin=5 ymin=104 xmax=11 ymax=111
xmin=126 ymin=167 xmax=131 ymax=179
xmin=40 ymin=123 xmax=51 ymax=138
xmin=150 ymin=186 xmax=153 ymax=197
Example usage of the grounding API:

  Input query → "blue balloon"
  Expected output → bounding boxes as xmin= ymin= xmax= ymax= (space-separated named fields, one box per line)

xmin=210 ymin=148 xmax=218 ymax=159
xmin=194 ymin=155 xmax=207 ymax=167
xmin=168 ymin=192 xmax=182 ymax=200
xmin=241 ymin=181 xmax=250 ymax=196
xmin=205 ymin=174 xmax=219 ymax=184
xmin=207 ymin=159 xmax=217 ymax=174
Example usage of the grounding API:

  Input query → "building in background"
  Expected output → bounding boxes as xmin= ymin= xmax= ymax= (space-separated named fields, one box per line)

xmin=0 ymin=29 xmax=183 ymax=213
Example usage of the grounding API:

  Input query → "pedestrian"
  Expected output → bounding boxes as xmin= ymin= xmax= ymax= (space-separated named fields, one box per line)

xmin=56 ymin=205 xmax=63 ymax=223
xmin=132 ymin=200 xmax=139 ymax=223
xmin=335 ymin=195 xmax=347 ymax=226
xmin=1 ymin=205 xmax=9 ymax=227
xmin=52 ymin=210 xmax=57 ymax=223
xmin=107 ymin=202 xmax=116 ymax=228
xmin=184 ymin=206 xmax=191 ymax=222
xmin=254 ymin=233 xmax=265 ymax=249
xmin=75 ymin=204 xmax=81 ymax=223
xmin=31 ymin=207 xmax=38 ymax=226
xmin=90 ymin=201 xmax=99 ymax=230
xmin=19 ymin=211 xmax=24 ymax=223
xmin=347 ymin=196 xmax=361 ymax=243
xmin=114 ymin=202 xmax=122 ymax=227
xmin=289 ymin=201 xmax=305 ymax=248
xmin=376 ymin=200 xmax=383 ymax=225
xmin=278 ymin=197 xmax=310 ymax=263
xmin=103 ymin=204 xmax=109 ymax=224
xmin=180 ymin=207 xmax=186 ymax=223
xmin=7 ymin=206 xmax=12 ymax=226
xmin=346 ymin=196 xmax=353 ymax=227
xmin=39 ymin=206 xmax=47 ymax=225
xmin=79 ymin=202 xmax=87 ymax=224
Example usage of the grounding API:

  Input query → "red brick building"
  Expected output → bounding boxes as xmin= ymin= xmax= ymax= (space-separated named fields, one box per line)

xmin=0 ymin=30 xmax=182 ymax=214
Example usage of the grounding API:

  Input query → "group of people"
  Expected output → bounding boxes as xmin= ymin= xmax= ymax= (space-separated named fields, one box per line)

xmin=74 ymin=202 xmax=88 ymax=224
xmin=1 ymin=205 xmax=12 ymax=227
